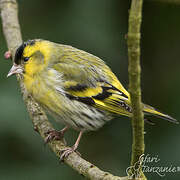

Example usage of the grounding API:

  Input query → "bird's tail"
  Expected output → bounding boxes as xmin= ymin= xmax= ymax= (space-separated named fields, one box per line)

xmin=143 ymin=104 xmax=179 ymax=124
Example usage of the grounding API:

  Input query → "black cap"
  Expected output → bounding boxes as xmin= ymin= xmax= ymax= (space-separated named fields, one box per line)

xmin=14 ymin=40 xmax=35 ymax=64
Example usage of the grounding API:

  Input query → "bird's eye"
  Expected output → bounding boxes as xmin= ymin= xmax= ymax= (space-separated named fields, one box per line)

xmin=24 ymin=57 xmax=30 ymax=62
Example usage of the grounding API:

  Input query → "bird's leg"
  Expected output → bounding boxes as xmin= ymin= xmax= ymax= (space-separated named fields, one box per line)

xmin=60 ymin=131 xmax=83 ymax=161
xmin=45 ymin=126 xmax=69 ymax=144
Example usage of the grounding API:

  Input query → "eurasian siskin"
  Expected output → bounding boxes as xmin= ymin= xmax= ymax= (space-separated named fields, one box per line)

xmin=7 ymin=39 xmax=178 ymax=159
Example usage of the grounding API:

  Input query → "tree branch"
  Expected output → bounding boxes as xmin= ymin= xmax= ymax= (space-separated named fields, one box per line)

xmin=0 ymin=0 xmax=127 ymax=179
xmin=127 ymin=0 xmax=146 ymax=179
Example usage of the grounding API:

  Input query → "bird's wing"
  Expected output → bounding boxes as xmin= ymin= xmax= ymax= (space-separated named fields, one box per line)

xmin=52 ymin=47 xmax=132 ymax=116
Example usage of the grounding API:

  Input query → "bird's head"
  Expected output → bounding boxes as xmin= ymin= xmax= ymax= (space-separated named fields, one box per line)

xmin=7 ymin=39 xmax=51 ymax=78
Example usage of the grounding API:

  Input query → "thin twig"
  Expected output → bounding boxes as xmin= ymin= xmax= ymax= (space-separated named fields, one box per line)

xmin=0 ymin=0 xmax=127 ymax=179
xmin=127 ymin=0 xmax=146 ymax=179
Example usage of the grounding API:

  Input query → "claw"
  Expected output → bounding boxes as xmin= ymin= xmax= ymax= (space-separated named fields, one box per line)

xmin=44 ymin=130 xmax=63 ymax=144
xmin=60 ymin=131 xmax=83 ymax=161
xmin=60 ymin=147 xmax=75 ymax=161
xmin=44 ymin=126 xmax=69 ymax=144
xmin=60 ymin=146 xmax=81 ymax=161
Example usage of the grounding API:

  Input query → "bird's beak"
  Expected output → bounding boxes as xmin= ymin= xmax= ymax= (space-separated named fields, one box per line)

xmin=7 ymin=64 xmax=23 ymax=77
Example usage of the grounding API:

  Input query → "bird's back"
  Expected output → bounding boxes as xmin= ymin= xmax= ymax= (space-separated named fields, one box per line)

xmin=22 ymin=40 xmax=178 ymax=131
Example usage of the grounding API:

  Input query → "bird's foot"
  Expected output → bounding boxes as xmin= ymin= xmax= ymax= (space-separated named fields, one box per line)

xmin=60 ymin=146 xmax=81 ymax=161
xmin=44 ymin=126 xmax=69 ymax=144
xmin=44 ymin=130 xmax=65 ymax=144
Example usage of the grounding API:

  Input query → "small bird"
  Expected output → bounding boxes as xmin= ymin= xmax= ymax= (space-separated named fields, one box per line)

xmin=7 ymin=39 xmax=178 ymax=159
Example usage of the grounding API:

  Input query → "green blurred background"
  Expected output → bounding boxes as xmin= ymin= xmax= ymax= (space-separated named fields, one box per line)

xmin=0 ymin=0 xmax=180 ymax=179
